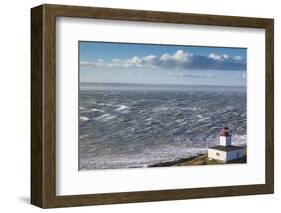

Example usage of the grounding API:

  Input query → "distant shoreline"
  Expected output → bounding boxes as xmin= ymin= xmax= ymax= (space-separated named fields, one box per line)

xmin=80 ymin=82 xmax=246 ymax=93
xmin=80 ymin=81 xmax=246 ymax=89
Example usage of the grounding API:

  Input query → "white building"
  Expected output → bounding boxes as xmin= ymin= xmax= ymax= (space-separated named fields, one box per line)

xmin=208 ymin=127 xmax=245 ymax=163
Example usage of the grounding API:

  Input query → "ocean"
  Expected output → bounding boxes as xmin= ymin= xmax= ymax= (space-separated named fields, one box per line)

xmin=79 ymin=82 xmax=247 ymax=170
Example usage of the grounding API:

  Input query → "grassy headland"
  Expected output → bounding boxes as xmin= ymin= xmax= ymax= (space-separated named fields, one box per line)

xmin=148 ymin=146 xmax=247 ymax=167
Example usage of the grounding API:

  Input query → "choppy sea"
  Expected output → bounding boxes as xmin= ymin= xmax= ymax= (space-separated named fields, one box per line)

xmin=79 ymin=82 xmax=246 ymax=170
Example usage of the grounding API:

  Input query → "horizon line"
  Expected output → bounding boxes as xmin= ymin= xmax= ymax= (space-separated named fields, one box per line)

xmin=80 ymin=81 xmax=246 ymax=88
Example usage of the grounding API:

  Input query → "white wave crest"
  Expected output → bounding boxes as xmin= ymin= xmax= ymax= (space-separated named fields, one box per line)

xmin=231 ymin=134 xmax=247 ymax=146
xmin=97 ymin=113 xmax=117 ymax=121
xmin=91 ymin=108 xmax=104 ymax=112
xmin=115 ymin=105 xmax=129 ymax=111
xmin=80 ymin=116 xmax=89 ymax=121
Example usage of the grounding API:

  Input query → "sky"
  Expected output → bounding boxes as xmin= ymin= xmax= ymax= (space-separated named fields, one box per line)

xmin=79 ymin=41 xmax=247 ymax=86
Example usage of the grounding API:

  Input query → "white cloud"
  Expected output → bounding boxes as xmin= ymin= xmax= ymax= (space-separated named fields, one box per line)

xmin=143 ymin=55 xmax=157 ymax=62
xmin=160 ymin=50 xmax=191 ymax=63
xmin=208 ymin=53 xmax=223 ymax=61
xmin=222 ymin=54 xmax=229 ymax=59
xmin=208 ymin=53 xmax=232 ymax=61
xmin=233 ymin=56 xmax=242 ymax=61
xmin=80 ymin=50 xmax=246 ymax=70
xmin=168 ymin=72 xmax=216 ymax=78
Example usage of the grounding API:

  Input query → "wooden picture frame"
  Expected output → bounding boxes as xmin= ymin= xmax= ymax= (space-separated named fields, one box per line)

xmin=31 ymin=4 xmax=274 ymax=208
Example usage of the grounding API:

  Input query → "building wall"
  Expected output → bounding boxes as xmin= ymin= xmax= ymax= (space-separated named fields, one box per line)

xmin=226 ymin=149 xmax=244 ymax=161
xmin=208 ymin=149 xmax=227 ymax=162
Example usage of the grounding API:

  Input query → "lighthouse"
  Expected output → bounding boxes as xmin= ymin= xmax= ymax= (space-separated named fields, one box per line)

xmin=208 ymin=127 xmax=245 ymax=163
xmin=219 ymin=127 xmax=232 ymax=146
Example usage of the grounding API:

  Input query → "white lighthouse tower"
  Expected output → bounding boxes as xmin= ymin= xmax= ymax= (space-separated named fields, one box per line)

xmin=208 ymin=127 xmax=245 ymax=163
xmin=219 ymin=127 xmax=232 ymax=146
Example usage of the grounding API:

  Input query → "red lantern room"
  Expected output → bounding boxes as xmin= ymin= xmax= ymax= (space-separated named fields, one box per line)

xmin=220 ymin=127 xmax=230 ymax=137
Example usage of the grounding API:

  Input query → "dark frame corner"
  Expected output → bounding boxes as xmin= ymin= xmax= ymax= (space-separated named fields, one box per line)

xmin=31 ymin=4 xmax=274 ymax=208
